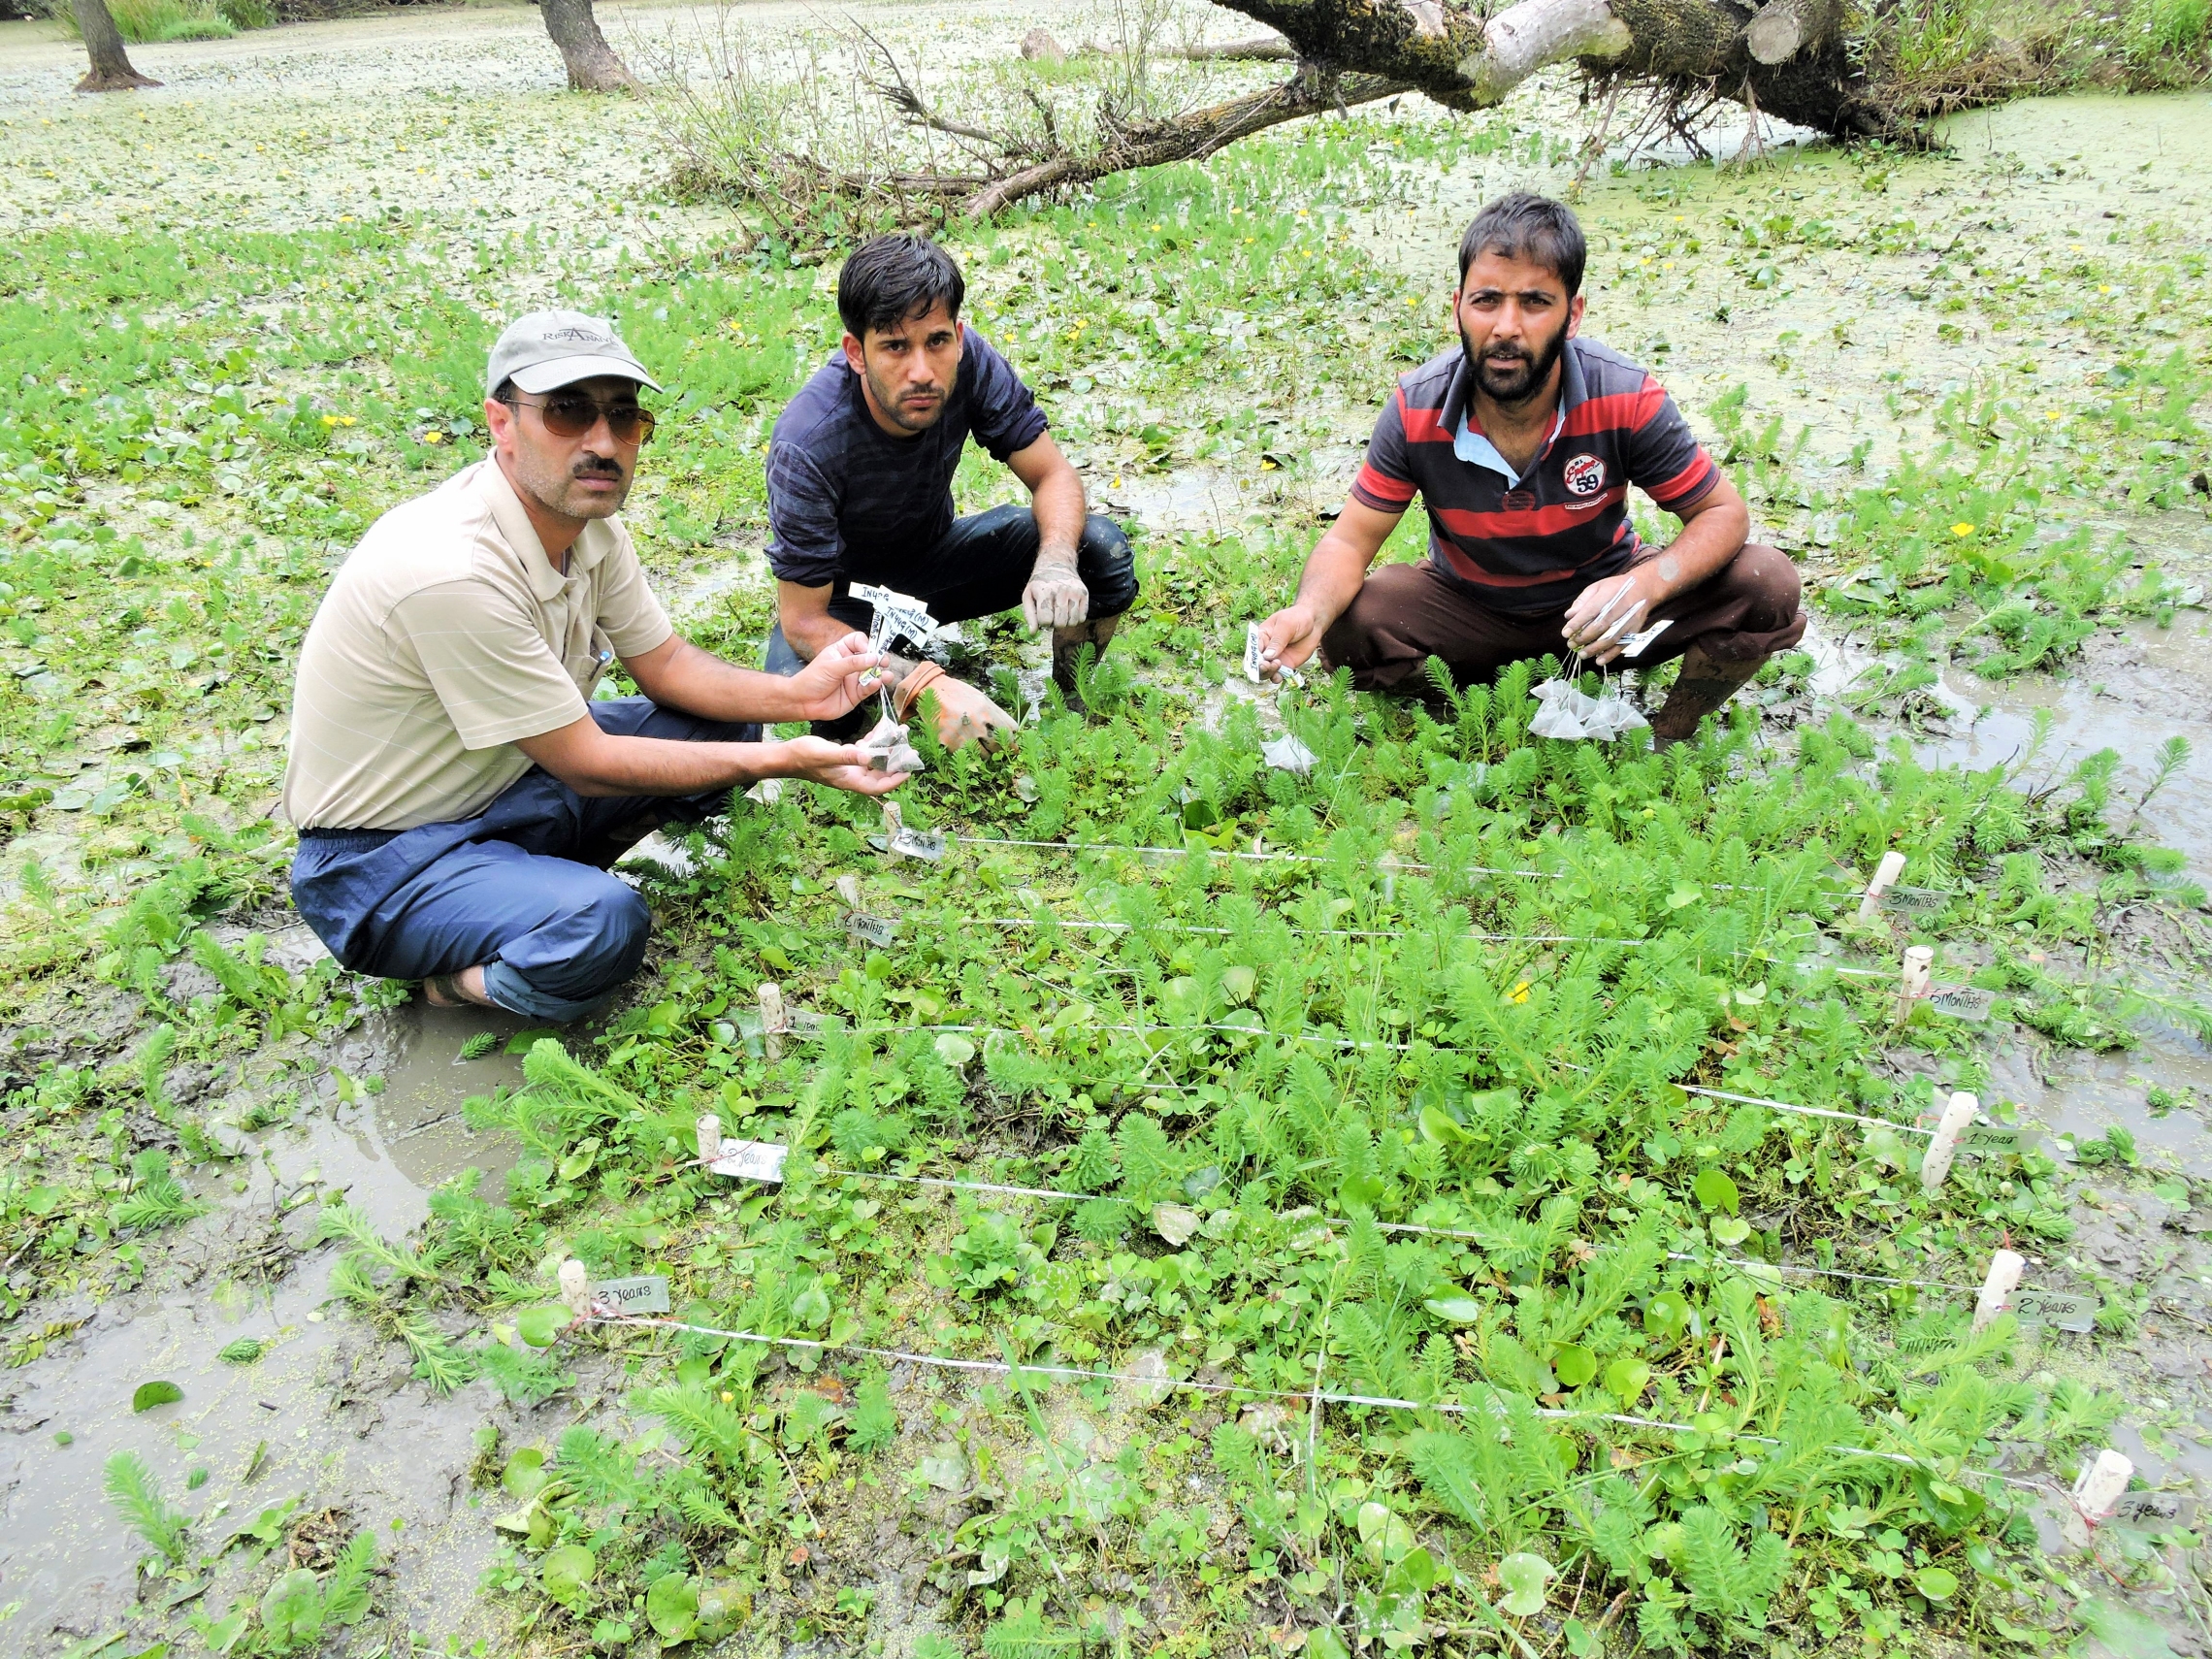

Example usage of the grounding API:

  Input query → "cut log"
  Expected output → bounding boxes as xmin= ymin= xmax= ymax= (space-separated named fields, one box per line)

xmin=1174 ymin=35 xmax=1296 ymax=59
xmin=1746 ymin=0 xmax=1841 ymax=65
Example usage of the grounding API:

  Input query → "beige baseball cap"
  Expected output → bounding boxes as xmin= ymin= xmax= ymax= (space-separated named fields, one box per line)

xmin=485 ymin=309 xmax=662 ymax=397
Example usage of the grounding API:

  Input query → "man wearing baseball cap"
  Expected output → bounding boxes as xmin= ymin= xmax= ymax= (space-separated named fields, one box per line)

xmin=281 ymin=309 xmax=908 ymax=1020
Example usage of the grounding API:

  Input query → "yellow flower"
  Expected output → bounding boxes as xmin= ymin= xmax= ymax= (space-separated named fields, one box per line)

xmin=2098 ymin=284 xmax=2111 ymax=294
xmin=2045 ymin=410 xmax=2063 ymax=421
xmin=320 ymin=414 xmax=339 ymax=426
xmin=421 ymin=430 xmax=445 ymax=445
xmin=1510 ymin=981 xmax=1531 ymax=1003
xmin=1950 ymin=522 xmax=1974 ymax=537
xmin=721 ymin=1390 xmax=734 ymax=1403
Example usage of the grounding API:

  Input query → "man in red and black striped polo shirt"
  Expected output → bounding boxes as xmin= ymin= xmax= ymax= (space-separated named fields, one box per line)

xmin=1254 ymin=192 xmax=1805 ymax=744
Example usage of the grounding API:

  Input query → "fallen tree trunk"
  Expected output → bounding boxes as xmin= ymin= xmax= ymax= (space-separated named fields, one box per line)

xmin=72 ymin=0 xmax=159 ymax=92
xmin=781 ymin=0 xmax=1971 ymax=221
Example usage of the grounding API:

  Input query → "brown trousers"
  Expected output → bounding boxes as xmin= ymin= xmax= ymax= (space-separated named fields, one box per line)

xmin=1320 ymin=544 xmax=1806 ymax=695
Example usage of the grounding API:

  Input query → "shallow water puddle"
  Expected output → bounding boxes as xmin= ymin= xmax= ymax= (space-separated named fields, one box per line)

xmin=0 ymin=1002 xmax=527 ymax=1648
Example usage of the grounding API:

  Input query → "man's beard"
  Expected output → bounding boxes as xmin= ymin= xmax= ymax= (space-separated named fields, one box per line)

xmin=865 ymin=362 xmax=952 ymax=434
xmin=1461 ymin=319 xmax=1568 ymax=407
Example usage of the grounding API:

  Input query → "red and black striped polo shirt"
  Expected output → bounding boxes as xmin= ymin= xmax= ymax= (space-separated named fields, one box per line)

xmin=1350 ymin=338 xmax=1720 ymax=616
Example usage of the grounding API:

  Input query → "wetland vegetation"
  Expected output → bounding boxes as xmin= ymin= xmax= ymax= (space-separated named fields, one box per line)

xmin=0 ymin=4 xmax=2209 ymax=1655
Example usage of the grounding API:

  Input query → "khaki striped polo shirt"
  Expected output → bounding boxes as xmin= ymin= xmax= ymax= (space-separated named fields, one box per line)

xmin=280 ymin=457 xmax=672 ymax=832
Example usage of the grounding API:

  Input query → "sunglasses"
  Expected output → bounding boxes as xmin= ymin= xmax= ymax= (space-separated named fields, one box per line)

xmin=504 ymin=393 xmax=657 ymax=445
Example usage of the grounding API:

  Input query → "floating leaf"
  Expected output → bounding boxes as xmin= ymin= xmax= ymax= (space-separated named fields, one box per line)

xmin=1912 ymin=1565 xmax=1958 ymax=1602
xmin=1417 ymin=1104 xmax=1467 ymax=1145
xmin=1692 ymin=1168 xmax=1740 ymax=1215
xmin=1423 ymin=1294 xmax=1483 ymax=1325
xmin=1497 ymin=1551 xmax=1555 ymax=1617
xmin=515 ymin=1306 xmax=566 ymax=1350
xmin=1709 ymin=1216 xmax=1752 ymax=1246
xmin=216 ymin=1338 xmax=264 ymax=1364
xmin=1644 ymin=1293 xmax=1689 ymax=1343
xmin=646 ymin=1572 xmax=700 ymax=1641
xmin=502 ymin=1448 xmax=548 ymax=1501
xmin=1356 ymin=1501 xmax=1415 ymax=1564
xmin=540 ymin=1543 xmax=596 ymax=1605
xmin=1604 ymin=1359 xmax=1651 ymax=1403
xmin=1151 ymin=1203 xmax=1202 ymax=1246
xmin=1305 ymin=1629 xmax=1351 ymax=1659
xmin=934 ymin=1033 xmax=976 ymax=1067
xmin=917 ymin=1445 xmax=971 ymax=1491
xmin=1552 ymin=1344 xmax=1596 ymax=1388
xmin=132 ymin=1381 xmax=183 ymax=1413
xmin=1221 ymin=965 xmax=1256 ymax=1003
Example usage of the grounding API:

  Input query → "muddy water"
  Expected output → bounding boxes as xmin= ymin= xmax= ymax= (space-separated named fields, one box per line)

xmin=0 ymin=1002 xmax=529 ymax=1652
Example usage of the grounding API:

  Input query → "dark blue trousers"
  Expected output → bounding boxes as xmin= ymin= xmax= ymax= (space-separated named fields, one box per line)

xmin=764 ymin=504 xmax=1138 ymax=736
xmin=290 ymin=698 xmax=757 ymax=1022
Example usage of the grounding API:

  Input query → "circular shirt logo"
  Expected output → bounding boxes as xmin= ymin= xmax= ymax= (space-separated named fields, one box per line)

xmin=1564 ymin=453 xmax=1608 ymax=497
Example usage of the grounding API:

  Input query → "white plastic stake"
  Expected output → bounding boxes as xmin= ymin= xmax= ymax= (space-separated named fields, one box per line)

xmin=882 ymin=800 xmax=903 ymax=848
xmin=559 ymin=1257 xmax=591 ymax=1317
xmin=1920 ymin=1090 xmax=1978 ymax=1193
xmin=2073 ymin=1449 xmax=2133 ymax=1522
xmin=1379 ymin=852 xmax=1402 ymax=902
xmin=695 ymin=1113 xmax=722 ymax=1162
xmin=759 ymin=983 xmax=788 ymax=1061
xmin=1971 ymin=1249 xmax=2026 ymax=1332
xmin=1896 ymin=945 xmax=1934 ymax=1022
xmin=835 ymin=874 xmax=862 ymax=910
xmin=1858 ymin=851 xmax=1906 ymax=923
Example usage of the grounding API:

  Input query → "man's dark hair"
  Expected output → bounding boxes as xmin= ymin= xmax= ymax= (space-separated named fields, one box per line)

xmin=1457 ymin=192 xmax=1587 ymax=298
xmin=838 ymin=234 xmax=965 ymax=341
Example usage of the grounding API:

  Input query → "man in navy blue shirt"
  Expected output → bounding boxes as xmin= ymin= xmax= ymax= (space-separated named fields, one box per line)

xmin=764 ymin=235 xmax=1138 ymax=742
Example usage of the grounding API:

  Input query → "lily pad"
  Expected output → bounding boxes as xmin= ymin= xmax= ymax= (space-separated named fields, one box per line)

xmin=1552 ymin=1344 xmax=1597 ymax=1388
xmin=1356 ymin=1501 xmax=1415 ymax=1564
xmin=1911 ymin=1565 xmax=1958 ymax=1601
xmin=1423 ymin=1294 xmax=1484 ymax=1325
xmin=917 ymin=1444 xmax=971 ymax=1491
xmin=646 ymin=1571 xmax=700 ymax=1641
xmin=1692 ymin=1167 xmax=1740 ymax=1216
xmin=1605 ymin=1358 xmax=1652 ymax=1404
xmin=1497 ymin=1551 xmax=1555 ymax=1617
xmin=540 ymin=1543 xmax=596 ymax=1606
xmin=515 ymin=1305 xmax=567 ymax=1349
xmin=503 ymin=1448 xmax=548 ymax=1501
xmin=1150 ymin=1203 xmax=1202 ymax=1246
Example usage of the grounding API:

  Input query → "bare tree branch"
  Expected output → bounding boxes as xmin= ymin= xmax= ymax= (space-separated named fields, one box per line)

xmin=1172 ymin=36 xmax=1297 ymax=60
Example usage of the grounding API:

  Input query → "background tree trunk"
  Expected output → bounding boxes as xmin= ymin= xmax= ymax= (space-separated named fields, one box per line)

xmin=539 ymin=0 xmax=638 ymax=92
xmin=73 ymin=0 xmax=159 ymax=92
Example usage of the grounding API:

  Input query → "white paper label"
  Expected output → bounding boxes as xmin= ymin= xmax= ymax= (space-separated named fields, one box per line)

xmin=708 ymin=1140 xmax=789 ymax=1184
xmin=596 ymin=1275 xmax=670 ymax=1315
xmin=2014 ymin=1287 xmax=2095 ymax=1333
xmin=848 ymin=913 xmax=898 ymax=948
xmin=1881 ymin=885 xmax=1952 ymax=913
xmin=890 ymin=828 xmax=946 ymax=862
xmin=1929 ymin=984 xmax=1996 ymax=1021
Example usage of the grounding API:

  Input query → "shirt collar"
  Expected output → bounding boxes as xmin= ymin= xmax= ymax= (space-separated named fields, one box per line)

xmin=1440 ymin=336 xmax=1589 ymax=443
xmin=473 ymin=454 xmax=620 ymax=602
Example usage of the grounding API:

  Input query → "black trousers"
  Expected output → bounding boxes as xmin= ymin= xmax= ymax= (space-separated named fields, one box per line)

xmin=764 ymin=504 xmax=1138 ymax=735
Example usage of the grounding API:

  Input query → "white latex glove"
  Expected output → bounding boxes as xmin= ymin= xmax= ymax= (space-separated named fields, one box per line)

xmin=1021 ymin=558 xmax=1090 ymax=631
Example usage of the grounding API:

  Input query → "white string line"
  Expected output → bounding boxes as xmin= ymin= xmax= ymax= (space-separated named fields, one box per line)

xmin=940 ymin=832 xmax=1855 ymax=897
xmin=944 ymin=832 xmax=1556 ymax=881
xmin=841 ymin=1018 xmax=1938 ymax=1136
xmin=979 ymin=917 xmax=1671 ymax=947
xmin=583 ymin=1312 xmax=2046 ymax=1493
xmin=815 ymin=1168 xmax=2001 ymax=1295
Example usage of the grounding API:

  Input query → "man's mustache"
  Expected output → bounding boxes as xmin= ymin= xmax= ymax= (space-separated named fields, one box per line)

xmin=572 ymin=460 xmax=625 ymax=479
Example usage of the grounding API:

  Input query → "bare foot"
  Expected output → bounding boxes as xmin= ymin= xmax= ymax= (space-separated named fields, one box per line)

xmin=422 ymin=966 xmax=495 ymax=1009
